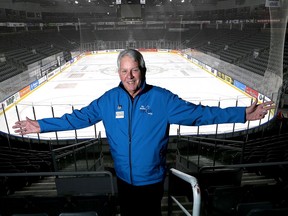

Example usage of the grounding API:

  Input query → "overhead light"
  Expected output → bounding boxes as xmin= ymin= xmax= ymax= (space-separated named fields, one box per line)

xmin=75 ymin=0 xmax=79 ymax=4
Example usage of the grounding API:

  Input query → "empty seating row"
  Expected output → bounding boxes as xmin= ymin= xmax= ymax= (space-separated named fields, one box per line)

xmin=0 ymin=146 xmax=53 ymax=195
xmin=0 ymin=62 xmax=23 ymax=82
xmin=0 ymin=196 xmax=115 ymax=216
xmin=204 ymin=184 xmax=288 ymax=216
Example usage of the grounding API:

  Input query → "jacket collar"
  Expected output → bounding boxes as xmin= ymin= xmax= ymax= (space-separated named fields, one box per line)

xmin=119 ymin=79 xmax=147 ymax=97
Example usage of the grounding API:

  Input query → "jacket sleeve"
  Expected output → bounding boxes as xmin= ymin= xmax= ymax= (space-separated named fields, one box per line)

xmin=167 ymin=93 xmax=246 ymax=126
xmin=38 ymin=99 xmax=102 ymax=133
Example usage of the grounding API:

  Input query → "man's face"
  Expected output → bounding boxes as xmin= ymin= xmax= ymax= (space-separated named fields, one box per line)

xmin=118 ymin=55 xmax=143 ymax=98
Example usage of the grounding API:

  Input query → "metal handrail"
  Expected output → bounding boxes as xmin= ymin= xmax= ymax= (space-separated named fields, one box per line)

xmin=170 ymin=168 xmax=201 ymax=216
xmin=52 ymin=138 xmax=98 ymax=153
xmin=199 ymin=161 xmax=288 ymax=173
xmin=51 ymin=137 xmax=102 ymax=172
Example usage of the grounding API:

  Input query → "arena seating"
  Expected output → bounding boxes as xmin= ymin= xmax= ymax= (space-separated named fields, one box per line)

xmin=0 ymin=26 xmax=287 ymax=83
xmin=0 ymin=31 xmax=77 ymax=82
xmin=0 ymin=61 xmax=23 ymax=82
xmin=176 ymin=129 xmax=288 ymax=216
xmin=33 ymin=31 xmax=79 ymax=51
xmin=0 ymin=146 xmax=52 ymax=195
xmin=0 ymin=196 xmax=114 ymax=216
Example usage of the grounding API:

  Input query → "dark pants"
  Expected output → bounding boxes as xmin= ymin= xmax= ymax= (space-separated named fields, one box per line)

xmin=117 ymin=177 xmax=164 ymax=216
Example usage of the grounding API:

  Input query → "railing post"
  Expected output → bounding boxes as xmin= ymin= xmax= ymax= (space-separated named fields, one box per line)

xmin=232 ymin=97 xmax=239 ymax=136
xmin=85 ymin=141 xmax=89 ymax=170
xmin=51 ymin=150 xmax=58 ymax=172
xmin=72 ymin=105 xmax=78 ymax=143
xmin=73 ymin=145 xmax=77 ymax=171
xmin=167 ymin=169 xmax=173 ymax=216
xmin=2 ymin=103 xmax=12 ymax=148
xmin=245 ymin=98 xmax=254 ymax=142
xmin=15 ymin=104 xmax=24 ymax=144
xmin=215 ymin=100 xmax=220 ymax=138
xmin=51 ymin=105 xmax=59 ymax=145
xmin=32 ymin=104 xmax=40 ymax=147
xmin=94 ymin=124 xmax=97 ymax=138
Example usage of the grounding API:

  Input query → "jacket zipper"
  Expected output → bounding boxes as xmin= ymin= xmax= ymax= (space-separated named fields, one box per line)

xmin=128 ymin=97 xmax=133 ymax=184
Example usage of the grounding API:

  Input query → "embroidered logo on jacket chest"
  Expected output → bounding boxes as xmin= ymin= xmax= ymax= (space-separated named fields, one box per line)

xmin=140 ymin=105 xmax=153 ymax=115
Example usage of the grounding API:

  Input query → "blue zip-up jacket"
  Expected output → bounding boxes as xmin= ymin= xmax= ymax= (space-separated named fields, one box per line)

xmin=38 ymin=81 xmax=246 ymax=186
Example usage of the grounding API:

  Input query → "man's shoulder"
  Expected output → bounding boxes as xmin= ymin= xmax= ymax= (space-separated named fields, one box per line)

xmin=146 ymin=84 xmax=173 ymax=95
xmin=104 ymin=86 xmax=123 ymax=95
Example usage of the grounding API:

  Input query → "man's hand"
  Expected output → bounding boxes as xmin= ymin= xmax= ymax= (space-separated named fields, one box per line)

xmin=246 ymin=98 xmax=275 ymax=121
xmin=12 ymin=117 xmax=41 ymax=135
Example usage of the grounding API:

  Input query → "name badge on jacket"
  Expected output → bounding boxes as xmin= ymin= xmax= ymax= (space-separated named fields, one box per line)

xmin=116 ymin=111 xmax=124 ymax=119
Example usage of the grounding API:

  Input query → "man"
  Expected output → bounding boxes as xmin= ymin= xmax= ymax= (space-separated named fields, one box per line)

xmin=13 ymin=49 xmax=274 ymax=216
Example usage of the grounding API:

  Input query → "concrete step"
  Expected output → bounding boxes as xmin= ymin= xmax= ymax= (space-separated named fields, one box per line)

xmin=161 ymin=196 xmax=193 ymax=214
xmin=22 ymin=182 xmax=56 ymax=190
xmin=162 ymin=210 xmax=193 ymax=216
xmin=241 ymin=172 xmax=277 ymax=185
xmin=11 ymin=176 xmax=57 ymax=197
xmin=12 ymin=189 xmax=57 ymax=196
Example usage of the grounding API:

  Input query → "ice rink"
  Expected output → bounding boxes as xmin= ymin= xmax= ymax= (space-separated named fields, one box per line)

xmin=1 ymin=51 xmax=265 ymax=140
